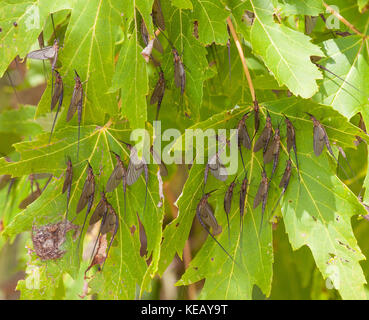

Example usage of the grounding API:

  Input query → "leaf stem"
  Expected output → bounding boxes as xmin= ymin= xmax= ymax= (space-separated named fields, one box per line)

xmin=226 ymin=17 xmax=256 ymax=102
xmin=323 ymin=3 xmax=365 ymax=37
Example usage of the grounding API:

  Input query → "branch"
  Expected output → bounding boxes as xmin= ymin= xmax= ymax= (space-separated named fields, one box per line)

xmin=226 ymin=17 xmax=256 ymax=102
xmin=323 ymin=3 xmax=364 ymax=37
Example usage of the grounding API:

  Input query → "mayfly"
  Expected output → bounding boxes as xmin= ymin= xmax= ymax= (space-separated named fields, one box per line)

xmin=253 ymin=111 xmax=273 ymax=153
xmin=264 ymin=120 xmax=281 ymax=179
xmin=224 ymin=176 xmax=237 ymax=243
xmin=150 ymin=67 xmax=165 ymax=120
xmin=152 ymin=0 xmax=165 ymax=31
xmin=141 ymin=20 xmax=163 ymax=56
xmin=76 ymin=162 xmax=95 ymax=251
xmin=310 ymin=56 xmax=368 ymax=97
xmin=122 ymin=141 xmax=149 ymax=216
xmin=237 ymin=112 xmax=252 ymax=150
xmin=253 ymin=168 xmax=269 ymax=235
xmin=106 ymin=151 xmax=127 ymax=217
xmin=355 ymin=113 xmax=367 ymax=146
xmin=106 ymin=152 xmax=126 ymax=193
xmin=270 ymin=159 xmax=292 ymax=217
xmin=62 ymin=157 xmax=73 ymax=227
xmin=19 ymin=182 xmax=41 ymax=209
xmin=306 ymin=113 xmax=349 ymax=178
xmin=253 ymin=100 xmax=260 ymax=138
xmin=49 ymin=70 xmax=63 ymax=143
xmin=88 ymin=192 xmax=119 ymax=270
xmin=19 ymin=175 xmax=52 ymax=209
xmin=155 ymin=29 xmax=186 ymax=102
xmin=197 ymin=191 xmax=238 ymax=265
xmin=284 ymin=115 xmax=300 ymax=180
xmin=193 ymin=20 xmax=199 ymax=39
xmin=27 ymin=38 xmax=59 ymax=78
xmin=204 ymin=152 xmax=228 ymax=193
xmin=239 ymin=172 xmax=249 ymax=246
xmin=66 ymin=70 xmax=84 ymax=160
xmin=226 ymin=24 xmax=231 ymax=82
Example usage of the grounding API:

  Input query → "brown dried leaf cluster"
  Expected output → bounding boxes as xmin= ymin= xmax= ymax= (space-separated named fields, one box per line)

xmin=31 ymin=221 xmax=78 ymax=260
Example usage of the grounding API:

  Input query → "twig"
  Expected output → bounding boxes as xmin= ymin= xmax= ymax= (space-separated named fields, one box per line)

xmin=323 ymin=3 xmax=364 ymax=37
xmin=226 ymin=17 xmax=256 ymax=102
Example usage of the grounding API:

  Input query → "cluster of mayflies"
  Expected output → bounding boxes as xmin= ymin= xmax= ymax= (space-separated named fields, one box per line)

xmin=198 ymin=103 xmax=356 ymax=265
xmin=52 ymin=140 xmax=167 ymax=272
xmin=1 ymin=3 xmax=368 ymax=275
xmin=24 ymin=14 xmax=86 ymax=159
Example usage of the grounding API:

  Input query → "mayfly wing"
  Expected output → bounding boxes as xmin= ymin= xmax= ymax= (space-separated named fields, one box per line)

xmin=150 ymin=69 xmax=165 ymax=120
xmin=279 ymin=159 xmax=292 ymax=189
xmin=271 ymin=128 xmax=281 ymax=178
xmin=49 ymin=71 xmax=64 ymax=143
xmin=19 ymin=189 xmax=41 ymax=209
xmin=106 ymin=152 xmax=125 ymax=193
xmin=313 ymin=125 xmax=326 ymax=156
xmin=172 ymin=49 xmax=186 ymax=97
xmin=226 ymin=24 xmax=231 ymax=81
xmin=152 ymin=0 xmax=165 ymax=31
xmin=239 ymin=174 xmax=248 ymax=248
xmin=50 ymin=70 xmax=63 ymax=111
xmin=173 ymin=50 xmax=183 ymax=88
xmin=285 ymin=116 xmax=294 ymax=153
xmin=62 ymin=158 xmax=73 ymax=226
xmin=270 ymin=159 xmax=293 ymax=218
xmin=253 ymin=100 xmax=260 ymax=135
xmin=77 ymin=166 xmax=95 ymax=253
xmin=307 ymin=113 xmax=325 ymax=156
xmin=18 ymin=190 xmax=41 ymax=209
xmin=62 ymin=158 xmax=73 ymax=194
xmin=253 ymin=170 xmax=268 ymax=209
xmin=193 ymin=20 xmax=199 ymax=39
xmin=224 ymin=181 xmax=235 ymax=215
xmin=101 ymin=207 xmax=117 ymax=235
xmin=76 ymin=163 xmax=95 ymax=214
xmin=141 ymin=21 xmax=149 ymax=45
xmin=260 ymin=181 xmax=269 ymax=235
xmin=141 ymin=20 xmax=163 ymax=53
xmin=322 ymin=128 xmax=350 ymax=178
xmin=224 ymin=178 xmax=236 ymax=243
xmin=263 ymin=136 xmax=276 ymax=164
xmin=19 ymin=183 xmax=41 ymax=209
xmin=202 ymin=202 xmax=222 ymax=236
xmin=66 ymin=72 xmax=83 ymax=122
xmin=140 ymin=162 xmax=149 ymax=218
xmin=208 ymin=154 xmax=228 ymax=181
xmin=27 ymin=45 xmax=56 ymax=60
xmin=37 ymin=32 xmax=44 ymax=49
xmin=238 ymin=113 xmax=251 ymax=149
xmin=67 ymin=70 xmax=84 ymax=159
xmin=101 ymin=205 xmax=119 ymax=270
xmin=90 ymin=193 xmax=107 ymax=226
xmin=196 ymin=193 xmax=239 ymax=265
xmin=253 ymin=113 xmax=273 ymax=153
xmin=127 ymin=148 xmax=144 ymax=186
